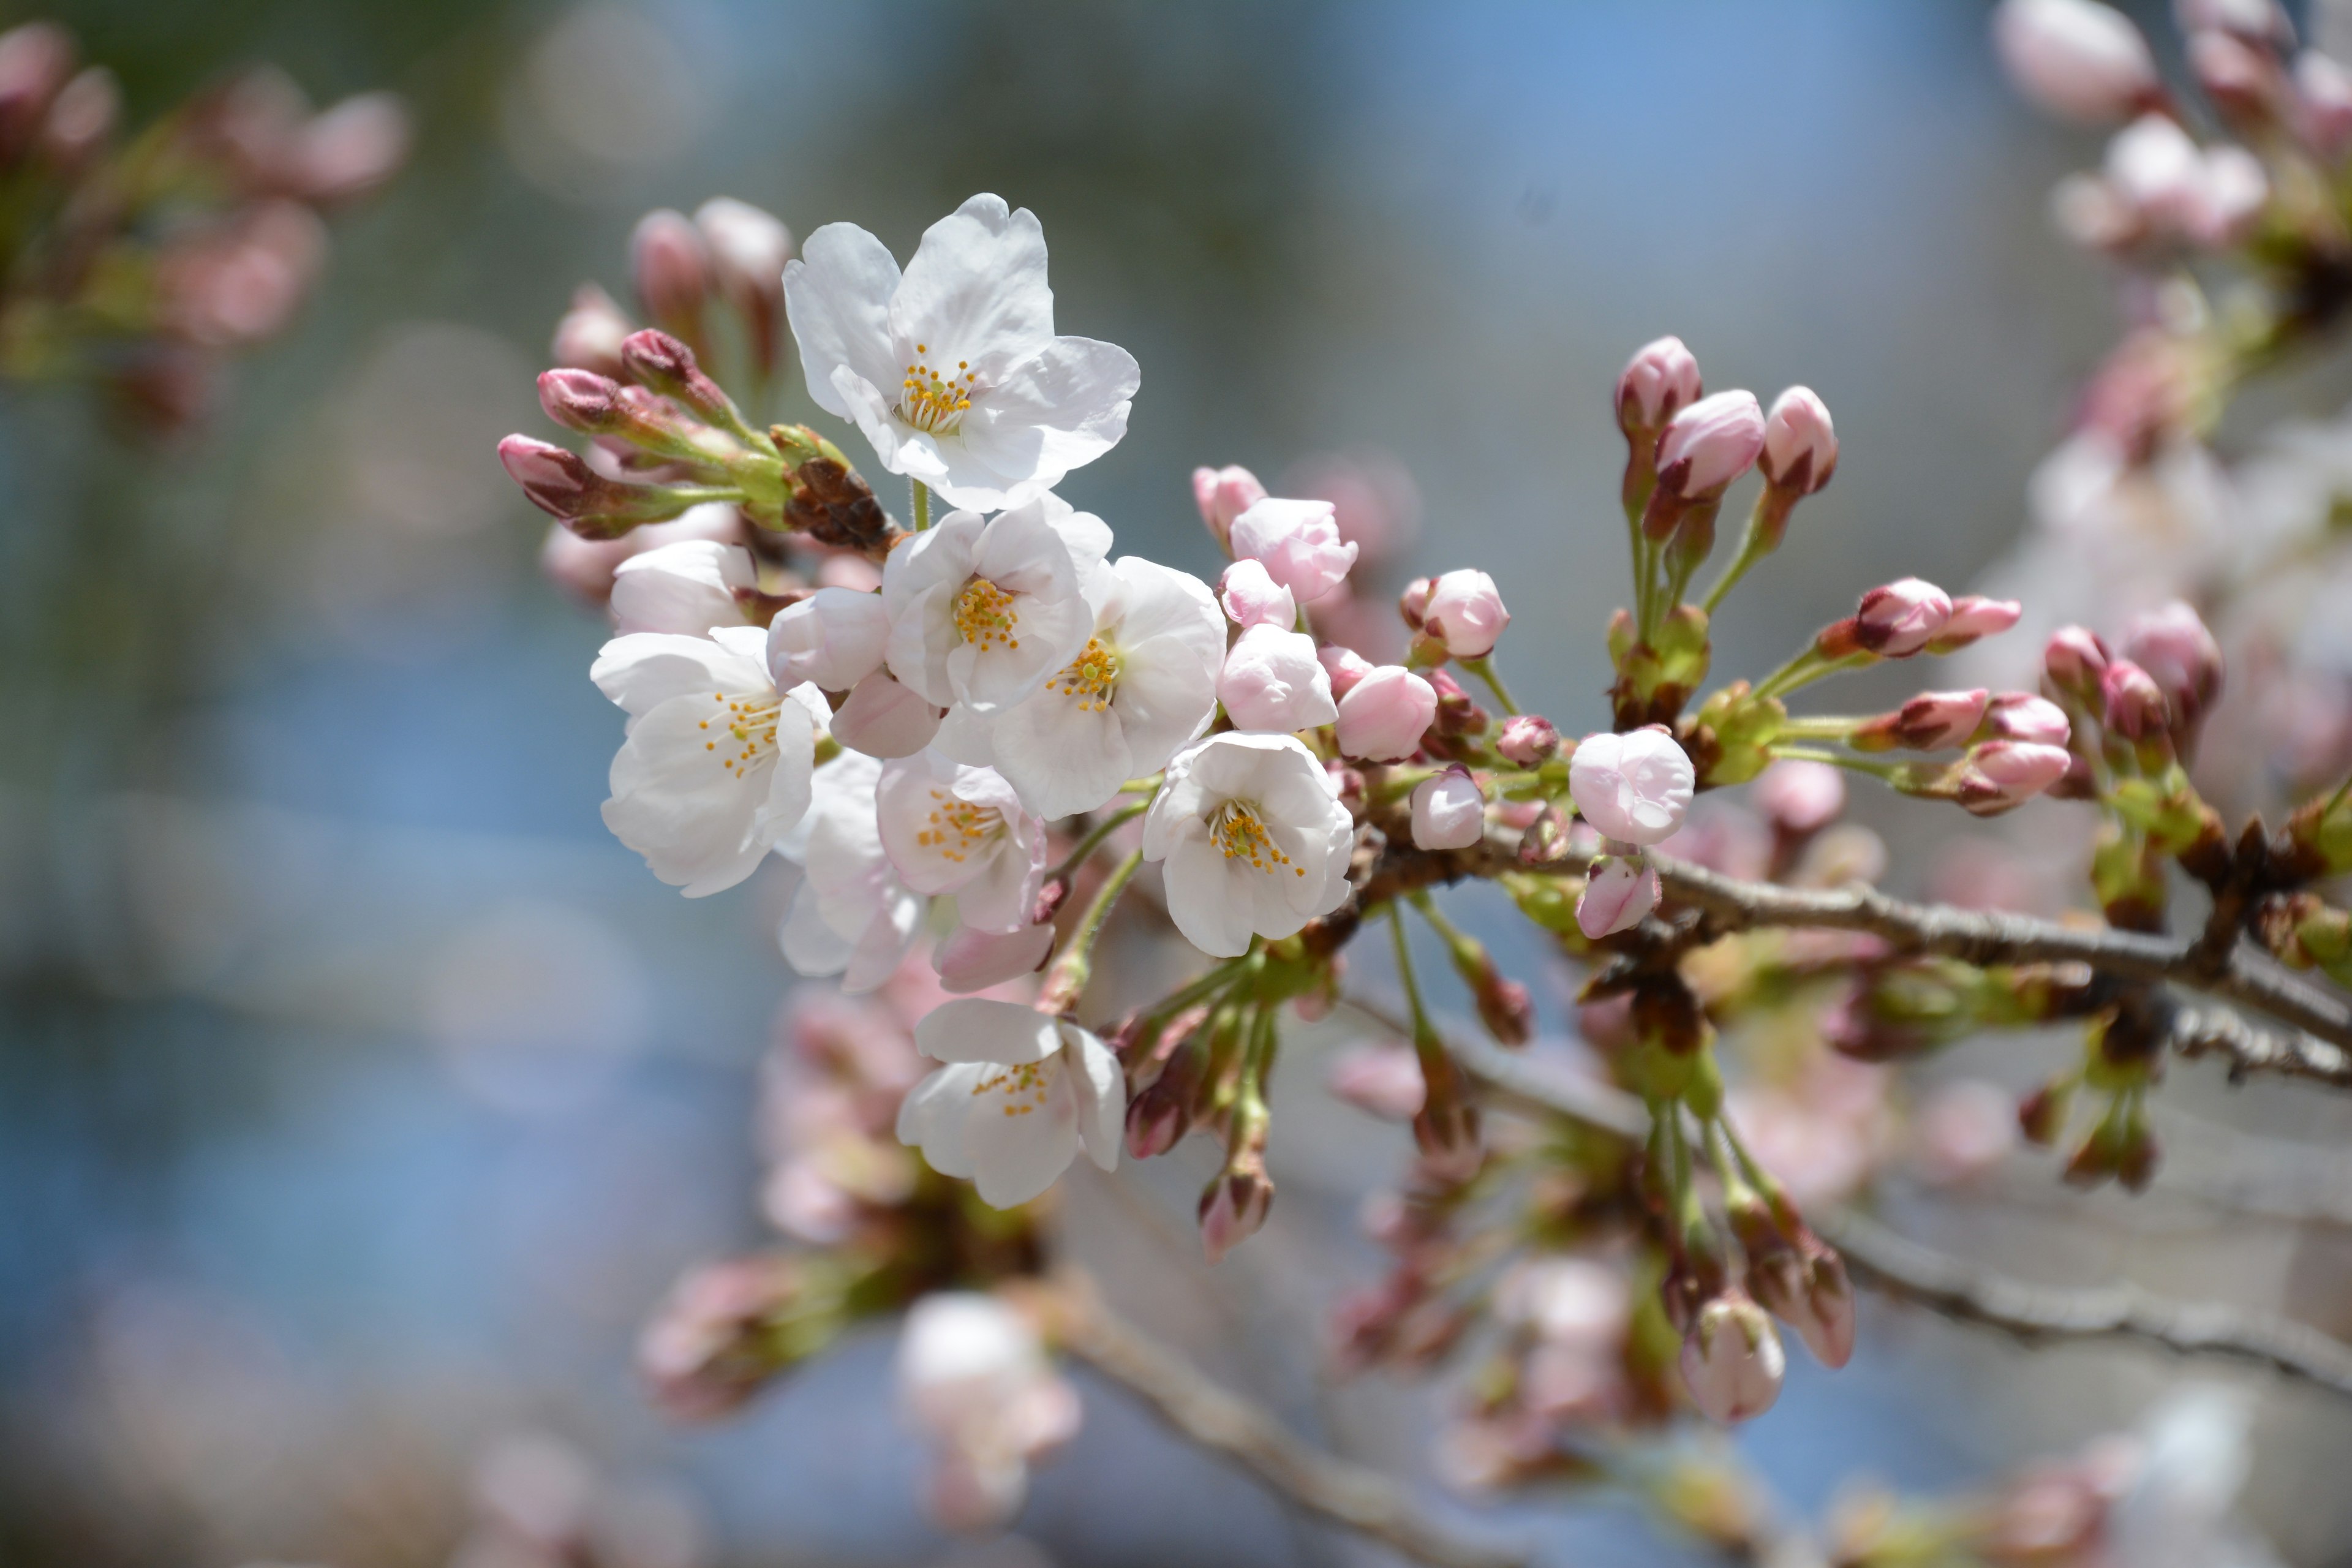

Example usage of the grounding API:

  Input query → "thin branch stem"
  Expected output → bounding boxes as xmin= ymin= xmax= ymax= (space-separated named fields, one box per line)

xmin=1046 ymin=801 xmax=1148 ymax=887
xmin=911 ymin=477 xmax=931 ymax=532
xmin=1459 ymin=656 xmax=1520 ymax=716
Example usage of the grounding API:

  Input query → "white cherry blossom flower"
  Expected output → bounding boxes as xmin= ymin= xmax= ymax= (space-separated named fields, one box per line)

xmin=898 ymin=1292 xmax=1082 ymax=1532
xmin=590 ymin=627 xmax=829 ymax=895
xmin=1568 ymin=726 xmax=1694 ymax=846
xmin=881 ymin=491 xmax=1111 ymax=714
xmin=1228 ymin=497 xmax=1357 ymax=602
xmin=987 ymin=556 xmax=1224 ymax=819
xmin=1141 ymin=732 xmax=1355 ymax=957
xmin=777 ymin=750 xmax=927 ymax=992
xmin=896 ymin=999 xmax=1123 ymax=1207
xmin=610 ymin=539 xmax=753 ymax=635
xmin=783 ymin=192 xmax=1139 ymax=513
xmin=876 ymin=752 xmax=1047 ymax=933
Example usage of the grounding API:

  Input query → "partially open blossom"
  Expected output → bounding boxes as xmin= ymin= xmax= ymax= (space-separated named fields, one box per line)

xmin=590 ymin=629 xmax=827 ymax=895
xmin=1760 ymin=386 xmax=1837 ymax=494
xmin=1992 ymin=0 xmax=2160 ymax=125
xmin=1577 ymin=851 xmax=1659 ymax=938
xmin=1496 ymin=714 xmax=1559 ymax=766
xmin=770 ymin=587 xmax=889 ymax=690
xmin=1656 ymin=390 xmax=1766 ymax=499
xmin=779 ymin=752 xmax=927 ymax=992
xmin=986 ymin=556 xmax=1224 ymax=820
xmin=1616 ymin=334 xmax=1703 ymax=435
xmin=2120 ymin=600 xmax=2222 ymax=730
xmin=1327 ymin=1044 xmax=1427 ymax=1120
xmin=1335 ymin=665 xmax=1438 ymax=761
xmin=881 ymin=492 xmax=1110 ymax=713
xmin=1854 ymin=577 xmax=1953 ymax=657
xmin=1141 ymin=733 xmax=1355 ymax=957
xmin=609 ymin=539 xmax=755 ymax=636
xmin=1958 ymin=741 xmax=2076 ymax=815
xmin=832 ymin=670 xmax=944 ymax=758
xmin=1569 ymin=726 xmax=1694 ymax=846
xmin=897 ymin=1292 xmax=1082 ymax=1530
xmin=1931 ymin=595 xmax=2023 ymax=652
xmin=1679 ymin=1291 xmax=1786 ymax=1423
xmin=1421 ymin=569 xmax=1509 ymax=658
xmin=1985 ymin=692 xmax=2073 ymax=746
xmin=1856 ymin=689 xmax=1989 ymax=752
xmin=1319 ymin=643 xmax=1374 ymax=700
xmin=1754 ymin=758 xmax=1846 ymax=833
xmin=1219 ymin=557 xmax=1296 ymax=629
xmin=1229 ymin=497 xmax=1358 ymax=602
xmin=1193 ymin=464 xmax=1267 ymax=548
xmin=785 ymin=193 xmax=1138 ymax=511
xmin=1219 ymin=623 xmax=1336 ymax=733
xmin=876 ymin=753 xmax=1047 ymax=933
xmin=897 ymin=1001 xmax=1123 ymax=1207
xmin=1411 ymin=766 xmax=1487 ymax=850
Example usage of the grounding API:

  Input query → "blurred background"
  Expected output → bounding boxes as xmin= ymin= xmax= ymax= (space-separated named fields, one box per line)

xmin=6 ymin=1 xmax=2350 ymax=1564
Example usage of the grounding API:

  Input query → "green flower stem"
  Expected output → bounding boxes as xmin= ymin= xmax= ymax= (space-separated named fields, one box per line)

xmin=911 ymin=477 xmax=932 ymax=532
xmin=1041 ymin=846 xmax=1144 ymax=1012
xmin=1774 ymin=715 xmax=1863 ymax=741
xmin=1386 ymin=904 xmax=1444 ymax=1063
xmin=1458 ymin=656 xmax=1520 ymax=716
xmin=1766 ymin=744 xmax=1905 ymax=782
xmin=1139 ymin=954 xmax=1252 ymax=1025
xmin=1046 ymin=800 xmax=1149 ymax=887
xmin=1752 ymin=648 xmax=1871 ymax=703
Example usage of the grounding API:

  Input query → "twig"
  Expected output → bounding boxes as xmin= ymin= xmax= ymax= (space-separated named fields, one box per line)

xmin=1815 ymin=1208 xmax=2352 ymax=1401
xmin=1037 ymin=1273 xmax=1529 ymax=1568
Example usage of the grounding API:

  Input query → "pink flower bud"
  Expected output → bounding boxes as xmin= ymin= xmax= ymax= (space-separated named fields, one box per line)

xmin=500 ymin=434 xmax=596 ymax=517
xmin=1421 ymin=568 xmax=1510 ymax=658
xmin=2296 ymin=50 xmax=2352 ymax=158
xmin=1656 ymin=390 xmax=1766 ymax=499
xmin=1230 ymin=497 xmax=1358 ymax=602
xmin=770 ymin=587 xmax=890 ymax=690
xmin=538 ymin=366 xmax=624 ymax=433
xmin=1398 ymin=576 xmax=1432 ymax=630
xmin=1958 ymin=741 xmax=2075 ymax=815
xmin=2119 ymin=599 xmax=2222 ymax=729
xmin=1754 ymin=758 xmax=1847 ymax=834
xmin=1319 ymin=644 xmax=1374 ymax=700
xmin=1985 ymin=692 xmax=2072 ymax=746
xmin=630 ymin=208 xmax=711 ymax=333
xmin=290 ymin=92 xmax=410 ymax=205
xmin=1854 ymin=577 xmax=1953 ymax=657
xmin=1192 ymin=464 xmax=1267 ymax=548
xmin=1569 ymin=725 xmax=1694 ymax=846
xmin=1616 ymin=334 xmax=1704 ymax=435
xmin=933 ymin=921 xmax=1056 ymax=993
xmin=1929 ymin=595 xmax=2022 ymax=652
xmin=1218 ymin=623 xmax=1337 ymax=733
xmin=1199 ymin=1166 xmax=1273 ymax=1264
xmin=831 ymin=670 xmax=943 ymax=758
xmin=0 ymin=23 xmax=75 ymax=156
xmin=638 ymin=1256 xmax=808 ymax=1420
xmin=2105 ymin=113 xmax=2204 ymax=231
xmin=1577 ymin=852 xmax=1659 ymax=938
xmin=1336 ymin=665 xmax=1438 ymax=761
xmin=1496 ymin=714 xmax=1560 ymax=767
xmin=40 ymin=66 xmax=116 ymax=171
xmin=2188 ymin=30 xmax=2278 ymax=126
xmin=2100 ymin=659 xmax=2170 ymax=741
xmin=1861 ymin=688 xmax=1990 ymax=751
xmin=2192 ymin=143 xmax=2269 ymax=247
xmin=1992 ymin=0 xmax=2160 ymax=126
xmin=551 ymin=282 xmax=635 ymax=377
xmin=1679 ymin=1291 xmax=1786 ymax=1423
xmin=1411 ymin=766 xmax=1487 ymax=851
xmin=1760 ymin=386 xmax=1838 ymax=494
xmin=2043 ymin=624 xmax=2111 ymax=700
xmin=619 ymin=328 xmax=735 ymax=423
xmin=1327 ymin=1044 xmax=1427 ymax=1120
xmin=695 ymin=197 xmax=791 ymax=369
xmin=1218 ymin=557 xmax=1297 ymax=629
xmin=1752 ymin=1245 xmax=1856 ymax=1370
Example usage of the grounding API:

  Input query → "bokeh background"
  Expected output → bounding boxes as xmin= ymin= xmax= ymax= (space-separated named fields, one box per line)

xmin=6 ymin=1 xmax=2350 ymax=1564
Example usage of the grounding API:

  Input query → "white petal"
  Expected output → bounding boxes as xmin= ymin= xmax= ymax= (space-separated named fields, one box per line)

xmin=914 ymin=997 xmax=1063 ymax=1064
xmin=1063 ymin=1024 xmax=1125 ymax=1172
xmin=933 ymin=921 xmax=1055 ymax=993
xmin=930 ymin=701 xmax=1000 ymax=767
xmin=783 ymin=221 xmax=903 ymax=421
xmin=601 ymin=696 xmax=770 ymax=895
xmin=899 ymin=1063 xmax=983 ymax=1177
xmin=964 ymin=1071 xmax=1081 ymax=1208
xmin=834 ymin=669 xmax=944 ymax=758
xmin=891 ymin=194 xmax=1055 ymax=382
xmin=965 ymin=336 xmax=1139 ymax=482
xmin=991 ymin=687 xmax=1133 ymax=821
xmin=1161 ymin=835 xmax=1259 ymax=958
xmin=609 ymin=541 xmax=754 ymax=636
xmin=780 ymin=879 xmax=855 ymax=976
xmin=590 ymin=631 xmax=766 ymax=718
xmin=841 ymin=884 xmax=925 ymax=993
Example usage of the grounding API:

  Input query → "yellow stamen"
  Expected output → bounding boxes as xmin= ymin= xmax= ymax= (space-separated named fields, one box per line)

xmin=1051 ymin=637 xmax=1122 ymax=713
xmin=954 ymin=578 xmax=1022 ymax=653
xmin=1212 ymin=801 xmax=1297 ymax=876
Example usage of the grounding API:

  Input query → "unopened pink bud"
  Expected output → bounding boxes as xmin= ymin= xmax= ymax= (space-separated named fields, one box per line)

xmin=1192 ymin=464 xmax=1267 ymax=548
xmin=2043 ymin=624 xmax=2111 ymax=699
xmin=1959 ymin=741 xmax=2075 ymax=815
xmin=39 ymin=66 xmax=115 ymax=170
xmin=2296 ymin=51 xmax=2352 ymax=157
xmin=0 ymin=22 xmax=74 ymax=155
xmin=1679 ymin=1292 xmax=1785 ymax=1423
xmin=1861 ymin=688 xmax=1989 ymax=752
xmin=1199 ymin=1166 xmax=1273 ymax=1264
xmin=1616 ymin=334 xmax=1703 ymax=435
xmin=1319 ymin=644 xmax=1374 ymax=701
xmin=1219 ymin=623 xmax=1336 ymax=733
xmin=1760 ymin=386 xmax=1838 ymax=495
xmin=552 ymin=283 xmax=635 ymax=377
xmin=1992 ymin=0 xmax=2160 ymax=126
xmin=1218 ymin=557 xmax=1297 ymax=630
xmin=631 ymin=208 xmax=711 ymax=333
xmin=1577 ymin=852 xmax=1659 ymax=938
xmin=1568 ymin=725 xmax=1694 ymax=846
xmin=1327 ymin=1044 xmax=1427 ymax=1120
xmin=619 ymin=328 xmax=735 ymax=423
xmin=1422 ymin=569 xmax=1509 ymax=658
xmin=1929 ymin=595 xmax=2022 ymax=652
xmin=1496 ymin=714 xmax=1560 ymax=767
xmin=1656 ymin=390 xmax=1766 ymax=499
xmin=290 ymin=92 xmax=409 ymax=204
xmin=1411 ymin=766 xmax=1487 ymax=851
xmin=1754 ymin=758 xmax=1846 ymax=833
xmin=695 ymin=197 xmax=791 ymax=371
xmin=1231 ymin=497 xmax=1357 ymax=602
xmin=2120 ymin=599 xmax=2222 ymax=729
xmin=2189 ymin=29 xmax=2278 ymax=127
xmin=2179 ymin=0 xmax=2294 ymax=44
xmin=1336 ymin=665 xmax=1438 ymax=761
xmin=2100 ymin=659 xmax=2170 ymax=741
xmin=538 ymin=367 xmax=624 ymax=433
xmin=1855 ymin=578 xmax=1953 ymax=657
xmin=1985 ymin=692 xmax=2072 ymax=746
xmin=500 ymin=434 xmax=595 ymax=516
xmin=1398 ymin=576 xmax=1432 ymax=630
xmin=2193 ymin=144 xmax=2269 ymax=247
xmin=1754 ymin=1246 xmax=1856 ymax=1370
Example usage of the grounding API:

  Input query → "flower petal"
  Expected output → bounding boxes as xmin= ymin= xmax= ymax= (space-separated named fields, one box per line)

xmin=914 ymin=997 xmax=1063 ymax=1064
xmin=1063 ymin=1024 xmax=1125 ymax=1173
xmin=784 ymin=221 xmax=905 ymax=421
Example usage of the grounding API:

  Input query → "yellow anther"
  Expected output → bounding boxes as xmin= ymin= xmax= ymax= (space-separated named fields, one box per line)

xmin=1212 ymin=801 xmax=1294 ymax=875
xmin=953 ymin=578 xmax=1022 ymax=652
xmin=1052 ymin=637 xmax=1122 ymax=712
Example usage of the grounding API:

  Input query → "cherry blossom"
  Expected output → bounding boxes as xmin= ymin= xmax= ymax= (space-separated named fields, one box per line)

xmin=1218 ymin=622 xmax=1337 ymax=734
xmin=609 ymin=539 xmax=754 ymax=635
xmin=769 ymin=586 xmax=889 ymax=690
xmin=897 ymin=1292 xmax=1083 ymax=1530
xmin=783 ymin=192 xmax=1139 ymax=512
xmin=1142 ymin=732 xmax=1355 ymax=957
xmin=1335 ymin=664 xmax=1437 ymax=761
xmin=896 ymin=999 xmax=1123 ymax=1207
xmin=778 ymin=751 xmax=927 ymax=992
xmin=1229 ymin=496 xmax=1358 ymax=602
xmin=1420 ymin=569 xmax=1509 ymax=658
xmin=1568 ymin=726 xmax=1694 ymax=846
xmin=1410 ymin=766 xmax=1486 ymax=850
xmin=876 ymin=752 xmax=1047 ymax=933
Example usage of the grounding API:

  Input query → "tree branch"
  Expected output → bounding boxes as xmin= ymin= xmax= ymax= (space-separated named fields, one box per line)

xmin=1037 ymin=1272 xmax=1529 ymax=1568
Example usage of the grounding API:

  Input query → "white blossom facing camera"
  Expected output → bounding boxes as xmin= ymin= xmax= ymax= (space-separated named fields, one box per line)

xmin=987 ymin=556 xmax=1224 ymax=820
xmin=881 ymin=491 xmax=1111 ymax=715
xmin=1142 ymin=732 xmax=1356 ymax=957
xmin=897 ymin=1000 xmax=1125 ymax=1207
xmin=590 ymin=628 xmax=831 ymax=895
xmin=876 ymin=752 xmax=1048 ymax=934
xmin=777 ymin=750 xmax=926 ymax=992
xmin=609 ymin=539 xmax=754 ymax=636
xmin=783 ymin=193 xmax=1140 ymax=513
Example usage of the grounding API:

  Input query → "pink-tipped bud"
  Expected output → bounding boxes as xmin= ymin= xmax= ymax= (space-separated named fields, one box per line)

xmin=1577 ymin=851 xmax=1659 ymax=938
xmin=1192 ymin=464 xmax=1267 ymax=548
xmin=1928 ymin=595 xmax=2022 ymax=652
xmin=1411 ymin=766 xmax=1487 ymax=851
xmin=1327 ymin=1044 xmax=1427 ymax=1120
xmin=1199 ymin=1165 xmax=1273 ymax=1264
xmin=1760 ymin=386 xmax=1838 ymax=495
xmin=1422 ymin=569 xmax=1510 ymax=658
xmin=1656 ymin=390 xmax=1766 ymax=499
xmin=2043 ymin=625 xmax=2111 ymax=701
xmin=1958 ymin=741 xmax=2075 ymax=816
xmin=1615 ymin=335 xmax=1703 ymax=435
xmin=1991 ymin=0 xmax=2160 ymax=126
xmin=2100 ymin=659 xmax=2171 ymax=741
xmin=552 ymin=283 xmax=635 ymax=377
xmin=1398 ymin=576 xmax=1432 ymax=630
xmin=0 ymin=22 xmax=75 ymax=157
xmin=1752 ymin=1242 xmax=1856 ymax=1370
xmin=1854 ymin=577 xmax=1953 ymax=657
xmin=1496 ymin=714 xmax=1560 ymax=767
xmin=1985 ymin=692 xmax=2072 ymax=746
xmin=1319 ymin=644 xmax=1374 ymax=701
xmin=1218 ymin=557 xmax=1297 ymax=630
xmin=538 ymin=367 xmax=624 ymax=433
xmin=500 ymin=434 xmax=595 ymax=517
xmin=1679 ymin=1292 xmax=1786 ymax=1423
xmin=1336 ymin=665 xmax=1438 ymax=761
xmin=1857 ymin=688 xmax=1990 ymax=752
xmin=2119 ymin=599 xmax=2223 ymax=731
xmin=619 ymin=328 xmax=734 ymax=422
xmin=1754 ymin=758 xmax=1846 ymax=834
xmin=2296 ymin=51 xmax=2352 ymax=157
xmin=630 ymin=208 xmax=711 ymax=333
xmin=695 ymin=197 xmax=791 ymax=371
